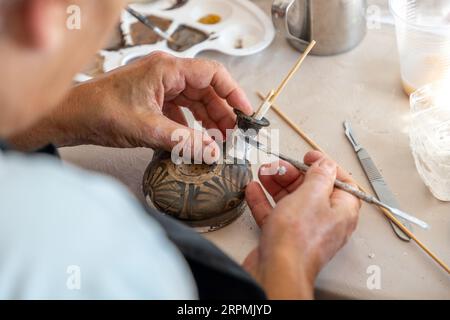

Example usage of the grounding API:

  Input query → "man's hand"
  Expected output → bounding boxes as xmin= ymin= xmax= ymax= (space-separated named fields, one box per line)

xmin=10 ymin=52 xmax=253 ymax=158
xmin=244 ymin=151 xmax=361 ymax=299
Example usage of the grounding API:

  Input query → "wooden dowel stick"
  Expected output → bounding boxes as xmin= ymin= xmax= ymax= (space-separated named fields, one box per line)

xmin=255 ymin=90 xmax=275 ymax=120
xmin=270 ymin=40 xmax=316 ymax=104
xmin=256 ymin=92 xmax=450 ymax=275
xmin=254 ymin=41 xmax=316 ymax=120
xmin=257 ymin=92 xmax=325 ymax=153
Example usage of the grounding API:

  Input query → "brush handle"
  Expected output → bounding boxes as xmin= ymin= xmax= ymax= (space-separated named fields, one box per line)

xmin=277 ymin=154 xmax=376 ymax=203
xmin=279 ymin=155 xmax=429 ymax=229
xmin=255 ymin=141 xmax=391 ymax=210
xmin=248 ymin=140 xmax=430 ymax=229
xmin=333 ymin=180 xmax=376 ymax=203
xmin=127 ymin=7 xmax=153 ymax=26
xmin=126 ymin=7 xmax=172 ymax=41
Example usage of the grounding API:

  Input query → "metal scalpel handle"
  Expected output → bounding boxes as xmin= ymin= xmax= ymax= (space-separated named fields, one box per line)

xmin=343 ymin=120 xmax=413 ymax=241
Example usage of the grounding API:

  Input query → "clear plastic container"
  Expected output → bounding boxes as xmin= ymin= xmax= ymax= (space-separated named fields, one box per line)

xmin=390 ymin=0 xmax=450 ymax=95
xmin=409 ymin=82 xmax=450 ymax=201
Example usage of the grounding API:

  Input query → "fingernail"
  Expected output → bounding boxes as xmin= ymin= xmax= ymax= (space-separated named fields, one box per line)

xmin=319 ymin=159 xmax=336 ymax=176
xmin=260 ymin=166 xmax=270 ymax=174
xmin=260 ymin=165 xmax=274 ymax=175
xmin=203 ymin=141 xmax=220 ymax=164
xmin=277 ymin=166 xmax=287 ymax=176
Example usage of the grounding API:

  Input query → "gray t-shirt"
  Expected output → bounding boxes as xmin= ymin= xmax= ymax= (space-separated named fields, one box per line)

xmin=0 ymin=151 xmax=197 ymax=299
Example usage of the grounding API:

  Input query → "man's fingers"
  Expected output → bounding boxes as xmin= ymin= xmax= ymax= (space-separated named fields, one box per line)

xmin=145 ymin=116 xmax=220 ymax=164
xmin=258 ymin=160 xmax=305 ymax=202
xmin=162 ymin=103 xmax=188 ymax=126
xmin=183 ymin=99 xmax=222 ymax=134
xmin=304 ymin=150 xmax=325 ymax=165
xmin=295 ymin=157 xmax=337 ymax=208
xmin=180 ymin=58 xmax=253 ymax=116
xmin=245 ymin=181 xmax=273 ymax=227
xmin=304 ymin=151 xmax=362 ymax=212
xmin=173 ymin=87 xmax=235 ymax=135
xmin=330 ymin=168 xmax=362 ymax=213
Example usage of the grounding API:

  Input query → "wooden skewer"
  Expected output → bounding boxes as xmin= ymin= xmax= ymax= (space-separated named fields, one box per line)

xmin=256 ymin=91 xmax=450 ymax=275
xmin=258 ymin=92 xmax=325 ymax=153
xmin=254 ymin=41 xmax=316 ymax=120
xmin=271 ymin=40 xmax=316 ymax=104
xmin=255 ymin=90 xmax=275 ymax=120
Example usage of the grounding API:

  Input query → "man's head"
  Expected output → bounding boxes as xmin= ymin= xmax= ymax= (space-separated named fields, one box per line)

xmin=0 ymin=0 xmax=126 ymax=138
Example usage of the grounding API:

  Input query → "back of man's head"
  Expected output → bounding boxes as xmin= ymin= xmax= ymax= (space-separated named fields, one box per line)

xmin=0 ymin=0 xmax=124 ymax=138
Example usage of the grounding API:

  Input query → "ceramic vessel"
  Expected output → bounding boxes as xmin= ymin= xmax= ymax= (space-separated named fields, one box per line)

xmin=143 ymin=150 xmax=252 ymax=232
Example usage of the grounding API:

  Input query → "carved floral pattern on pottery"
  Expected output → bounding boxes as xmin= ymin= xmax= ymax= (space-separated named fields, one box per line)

xmin=143 ymin=150 xmax=252 ymax=229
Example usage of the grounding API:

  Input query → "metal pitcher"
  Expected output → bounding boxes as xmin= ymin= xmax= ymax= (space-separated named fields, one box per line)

xmin=272 ymin=0 xmax=367 ymax=56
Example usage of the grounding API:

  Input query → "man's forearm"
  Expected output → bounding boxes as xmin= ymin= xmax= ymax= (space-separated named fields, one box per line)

xmin=263 ymin=253 xmax=316 ymax=299
xmin=7 ymin=84 xmax=92 ymax=151
xmin=8 ymin=113 xmax=69 ymax=151
xmin=246 ymin=247 xmax=316 ymax=300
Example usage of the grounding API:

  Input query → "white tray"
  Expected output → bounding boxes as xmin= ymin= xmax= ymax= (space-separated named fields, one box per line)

xmin=98 ymin=0 xmax=274 ymax=73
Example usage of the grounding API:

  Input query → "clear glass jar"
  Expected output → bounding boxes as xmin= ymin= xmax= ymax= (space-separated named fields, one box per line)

xmin=409 ymin=81 xmax=450 ymax=201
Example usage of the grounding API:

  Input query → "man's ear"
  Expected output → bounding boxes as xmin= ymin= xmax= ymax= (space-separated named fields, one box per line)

xmin=18 ymin=0 xmax=66 ymax=50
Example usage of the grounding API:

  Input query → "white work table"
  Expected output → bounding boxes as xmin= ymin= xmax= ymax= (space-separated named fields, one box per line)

xmin=61 ymin=0 xmax=450 ymax=299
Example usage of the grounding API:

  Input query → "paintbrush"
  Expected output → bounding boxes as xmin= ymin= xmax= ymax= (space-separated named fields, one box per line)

xmin=246 ymin=138 xmax=430 ymax=230
xmin=126 ymin=7 xmax=176 ymax=43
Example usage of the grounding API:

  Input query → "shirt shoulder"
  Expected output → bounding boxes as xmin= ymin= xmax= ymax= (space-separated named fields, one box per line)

xmin=0 ymin=152 xmax=197 ymax=299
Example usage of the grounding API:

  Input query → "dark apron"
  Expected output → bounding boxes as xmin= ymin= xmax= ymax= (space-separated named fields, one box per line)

xmin=0 ymin=142 xmax=266 ymax=300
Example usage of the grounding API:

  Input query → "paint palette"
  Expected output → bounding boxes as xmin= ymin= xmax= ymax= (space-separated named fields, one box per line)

xmin=91 ymin=0 xmax=274 ymax=75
